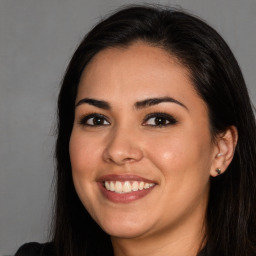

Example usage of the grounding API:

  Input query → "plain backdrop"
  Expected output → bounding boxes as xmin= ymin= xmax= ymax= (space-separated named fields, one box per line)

xmin=0 ymin=0 xmax=255 ymax=255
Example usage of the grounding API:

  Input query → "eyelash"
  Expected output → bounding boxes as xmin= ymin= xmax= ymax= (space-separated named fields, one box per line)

xmin=78 ymin=113 xmax=110 ymax=126
xmin=78 ymin=112 xmax=178 ymax=127
xmin=142 ymin=112 xmax=178 ymax=127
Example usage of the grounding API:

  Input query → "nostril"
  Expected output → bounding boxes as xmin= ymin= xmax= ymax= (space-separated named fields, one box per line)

xmin=124 ymin=157 xmax=135 ymax=162
xmin=102 ymin=139 xmax=144 ymax=165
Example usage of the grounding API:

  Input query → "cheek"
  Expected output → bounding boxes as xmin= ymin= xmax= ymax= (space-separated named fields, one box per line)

xmin=146 ymin=126 xmax=213 ymax=179
xmin=69 ymin=131 xmax=100 ymax=216
xmin=69 ymin=131 xmax=100 ymax=175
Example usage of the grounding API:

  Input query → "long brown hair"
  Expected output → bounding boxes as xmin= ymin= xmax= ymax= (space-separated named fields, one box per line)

xmin=53 ymin=5 xmax=256 ymax=256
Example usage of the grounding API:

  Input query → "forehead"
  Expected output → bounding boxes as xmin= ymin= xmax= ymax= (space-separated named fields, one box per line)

xmin=80 ymin=42 xmax=187 ymax=88
xmin=77 ymin=42 xmax=205 ymax=111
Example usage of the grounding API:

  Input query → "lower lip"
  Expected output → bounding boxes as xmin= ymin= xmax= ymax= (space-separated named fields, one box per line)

xmin=98 ymin=183 xmax=155 ymax=203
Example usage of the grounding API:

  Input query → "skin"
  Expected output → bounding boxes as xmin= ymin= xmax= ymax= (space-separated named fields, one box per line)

xmin=69 ymin=42 xmax=237 ymax=256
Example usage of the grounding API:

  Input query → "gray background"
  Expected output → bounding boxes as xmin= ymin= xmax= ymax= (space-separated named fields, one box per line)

xmin=0 ymin=0 xmax=255 ymax=255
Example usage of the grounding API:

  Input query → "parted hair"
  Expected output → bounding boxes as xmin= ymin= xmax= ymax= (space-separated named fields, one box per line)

xmin=53 ymin=5 xmax=256 ymax=256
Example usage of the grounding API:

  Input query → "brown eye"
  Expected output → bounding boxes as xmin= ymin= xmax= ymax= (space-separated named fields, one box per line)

xmin=143 ymin=113 xmax=177 ymax=127
xmin=90 ymin=117 xmax=107 ymax=125
xmin=152 ymin=117 xmax=169 ymax=126
xmin=145 ymin=116 xmax=170 ymax=126
xmin=79 ymin=114 xmax=110 ymax=126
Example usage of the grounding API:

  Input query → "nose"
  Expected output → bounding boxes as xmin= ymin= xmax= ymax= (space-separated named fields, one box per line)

xmin=102 ymin=126 xmax=143 ymax=165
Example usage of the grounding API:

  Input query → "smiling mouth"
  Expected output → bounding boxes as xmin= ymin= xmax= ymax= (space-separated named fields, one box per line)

xmin=104 ymin=180 xmax=155 ymax=194
xmin=98 ymin=175 xmax=157 ymax=203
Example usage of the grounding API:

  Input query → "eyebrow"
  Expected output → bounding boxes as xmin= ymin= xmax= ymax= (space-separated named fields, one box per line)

xmin=75 ymin=98 xmax=110 ymax=109
xmin=75 ymin=96 xmax=188 ymax=111
xmin=135 ymin=97 xmax=188 ymax=110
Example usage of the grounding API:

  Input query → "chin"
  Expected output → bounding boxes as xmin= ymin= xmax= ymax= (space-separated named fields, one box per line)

xmin=98 ymin=216 xmax=152 ymax=239
xmin=104 ymin=227 xmax=148 ymax=239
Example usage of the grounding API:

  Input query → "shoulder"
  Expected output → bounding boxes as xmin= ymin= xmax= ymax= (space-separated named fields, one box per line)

xmin=15 ymin=242 xmax=55 ymax=256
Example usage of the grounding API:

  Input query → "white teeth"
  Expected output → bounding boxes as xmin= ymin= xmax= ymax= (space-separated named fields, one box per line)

xmin=110 ymin=181 xmax=115 ymax=191
xmin=132 ymin=181 xmax=139 ymax=191
xmin=139 ymin=182 xmax=144 ymax=190
xmin=144 ymin=183 xmax=150 ymax=189
xmin=115 ymin=181 xmax=123 ymax=193
xmin=105 ymin=182 xmax=110 ymax=190
xmin=104 ymin=181 xmax=155 ymax=193
xmin=123 ymin=181 xmax=132 ymax=193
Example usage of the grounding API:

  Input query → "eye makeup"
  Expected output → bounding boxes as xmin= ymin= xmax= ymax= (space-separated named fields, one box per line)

xmin=78 ymin=113 xmax=110 ymax=126
xmin=77 ymin=111 xmax=178 ymax=128
xmin=142 ymin=112 xmax=178 ymax=127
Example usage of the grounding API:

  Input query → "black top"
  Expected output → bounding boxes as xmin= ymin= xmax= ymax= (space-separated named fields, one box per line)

xmin=15 ymin=241 xmax=208 ymax=256
xmin=15 ymin=242 xmax=55 ymax=256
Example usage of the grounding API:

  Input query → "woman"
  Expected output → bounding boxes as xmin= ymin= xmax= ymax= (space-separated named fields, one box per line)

xmin=16 ymin=4 xmax=256 ymax=256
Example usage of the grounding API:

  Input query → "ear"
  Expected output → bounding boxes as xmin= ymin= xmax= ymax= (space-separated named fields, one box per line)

xmin=210 ymin=126 xmax=238 ymax=177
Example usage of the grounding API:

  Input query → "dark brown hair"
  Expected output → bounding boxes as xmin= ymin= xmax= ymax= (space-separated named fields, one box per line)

xmin=53 ymin=5 xmax=256 ymax=256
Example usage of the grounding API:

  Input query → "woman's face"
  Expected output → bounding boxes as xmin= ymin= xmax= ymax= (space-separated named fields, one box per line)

xmin=69 ymin=42 xmax=218 ymax=239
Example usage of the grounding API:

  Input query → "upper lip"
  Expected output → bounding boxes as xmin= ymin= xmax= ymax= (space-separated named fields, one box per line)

xmin=97 ymin=174 xmax=157 ymax=184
